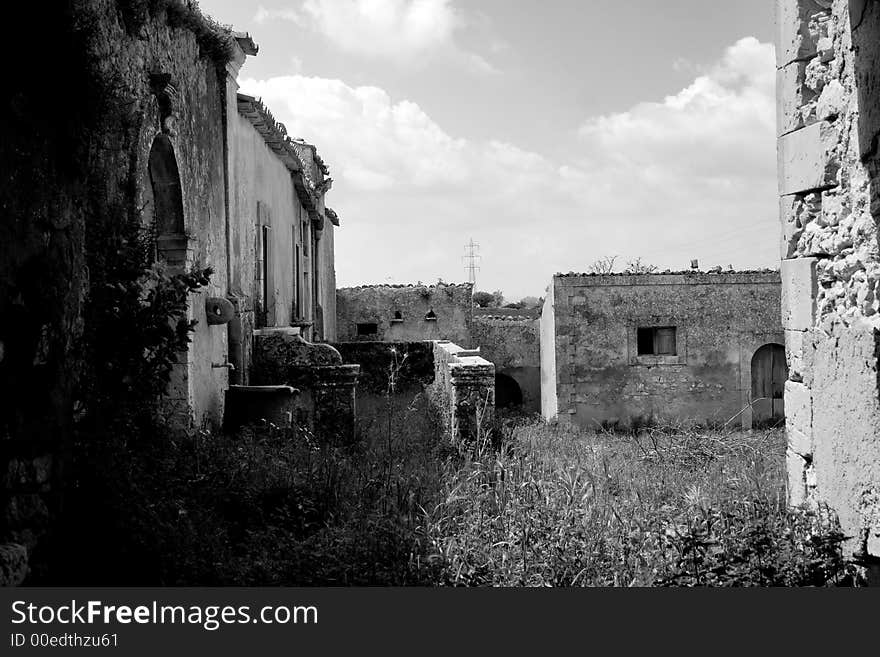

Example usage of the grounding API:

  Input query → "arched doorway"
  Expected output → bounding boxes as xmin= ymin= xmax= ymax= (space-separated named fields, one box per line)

xmin=751 ymin=343 xmax=787 ymax=426
xmin=495 ymin=372 xmax=523 ymax=409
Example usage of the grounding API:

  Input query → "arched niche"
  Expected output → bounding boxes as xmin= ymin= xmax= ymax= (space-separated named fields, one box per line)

xmin=146 ymin=134 xmax=188 ymax=268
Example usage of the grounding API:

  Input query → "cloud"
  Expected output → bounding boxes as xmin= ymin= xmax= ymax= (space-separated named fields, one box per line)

xmin=252 ymin=0 xmax=496 ymax=72
xmin=239 ymin=37 xmax=778 ymax=298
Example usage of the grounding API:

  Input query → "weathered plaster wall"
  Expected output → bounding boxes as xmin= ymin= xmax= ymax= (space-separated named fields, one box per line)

xmin=336 ymin=284 xmax=473 ymax=346
xmin=546 ymin=272 xmax=783 ymax=429
xmin=776 ymin=0 xmax=880 ymax=562
xmin=230 ymin=93 xmax=338 ymax=351
xmin=471 ymin=316 xmax=541 ymax=412
xmin=541 ymin=286 xmax=559 ymax=420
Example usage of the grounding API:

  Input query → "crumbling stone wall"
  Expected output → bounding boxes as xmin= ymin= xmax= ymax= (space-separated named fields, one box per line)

xmin=776 ymin=0 xmax=880 ymax=563
xmin=471 ymin=315 xmax=541 ymax=413
xmin=542 ymin=272 xmax=784 ymax=429
xmin=249 ymin=328 xmax=359 ymax=442
xmin=427 ymin=341 xmax=495 ymax=442
xmin=0 ymin=0 xmax=239 ymax=584
xmin=336 ymin=284 xmax=473 ymax=346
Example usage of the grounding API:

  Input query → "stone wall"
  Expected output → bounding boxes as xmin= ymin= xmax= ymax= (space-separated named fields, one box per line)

xmin=336 ymin=284 xmax=473 ymax=346
xmin=776 ymin=0 xmax=880 ymax=564
xmin=542 ymin=272 xmax=784 ymax=429
xmin=0 ymin=0 xmax=239 ymax=585
xmin=427 ymin=341 xmax=495 ymax=442
xmin=471 ymin=315 xmax=541 ymax=413
xmin=249 ymin=328 xmax=359 ymax=442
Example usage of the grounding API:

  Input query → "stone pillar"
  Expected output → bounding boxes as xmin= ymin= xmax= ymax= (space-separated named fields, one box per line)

xmin=312 ymin=365 xmax=360 ymax=444
xmin=449 ymin=361 xmax=495 ymax=442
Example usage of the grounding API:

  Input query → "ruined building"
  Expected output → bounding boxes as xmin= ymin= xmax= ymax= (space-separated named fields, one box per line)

xmin=471 ymin=308 xmax=541 ymax=413
xmin=0 ymin=1 xmax=343 ymax=584
xmin=776 ymin=0 xmax=880 ymax=564
xmin=540 ymin=272 xmax=785 ymax=429
xmin=336 ymin=283 xmax=474 ymax=346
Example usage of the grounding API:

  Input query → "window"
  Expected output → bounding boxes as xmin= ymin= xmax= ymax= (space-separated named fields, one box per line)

xmin=391 ymin=311 xmax=403 ymax=323
xmin=356 ymin=323 xmax=378 ymax=336
xmin=425 ymin=309 xmax=437 ymax=321
xmin=637 ymin=326 xmax=676 ymax=356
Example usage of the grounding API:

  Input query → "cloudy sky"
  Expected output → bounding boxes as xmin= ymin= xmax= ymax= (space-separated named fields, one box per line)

xmin=199 ymin=0 xmax=776 ymax=300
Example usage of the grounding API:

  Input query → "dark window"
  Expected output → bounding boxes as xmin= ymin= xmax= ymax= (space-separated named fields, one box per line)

xmin=356 ymin=323 xmax=378 ymax=336
xmin=425 ymin=309 xmax=437 ymax=321
xmin=637 ymin=326 xmax=677 ymax=355
xmin=391 ymin=311 xmax=403 ymax=322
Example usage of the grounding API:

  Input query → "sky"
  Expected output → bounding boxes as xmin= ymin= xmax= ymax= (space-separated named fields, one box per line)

xmin=199 ymin=0 xmax=777 ymax=300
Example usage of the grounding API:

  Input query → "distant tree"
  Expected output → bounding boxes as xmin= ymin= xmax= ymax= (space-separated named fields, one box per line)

xmin=519 ymin=296 xmax=541 ymax=308
xmin=473 ymin=291 xmax=495 ymax=307
xmin=587 ymin=255 xmax=618 ymax=274
xmin=491 ymin=290 xmax=505 ymax=307
xmin=624 ymin=257 xmax=658 ymax=274
xmin=504 ymin=302 xmax=524 ymax=309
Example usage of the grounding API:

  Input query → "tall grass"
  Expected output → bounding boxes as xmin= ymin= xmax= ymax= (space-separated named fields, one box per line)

xmin=419 ymin=422 xmax=859 ymax=586
xmin=62 ymin=399 xmax=859 ymax=585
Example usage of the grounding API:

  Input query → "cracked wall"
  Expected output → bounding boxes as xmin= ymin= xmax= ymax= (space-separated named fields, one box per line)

xmin=776 ymin=0 xmax=880 ymax=562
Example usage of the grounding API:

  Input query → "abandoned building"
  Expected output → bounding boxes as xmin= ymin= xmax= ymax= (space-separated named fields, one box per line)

xmin=776 ymin=0 xmax=880 ymax=564
xmin=540 ymin=271 xmax=785 ymax=429
xmin=471 ymin=308 xmax=541 ymax=413
xmin=336 ymin=283 xmax=474 ymax=346
xmin=0 ymin=1 xmax=349 ymax=584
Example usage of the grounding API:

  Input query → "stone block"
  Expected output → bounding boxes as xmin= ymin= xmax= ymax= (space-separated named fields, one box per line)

xmin=781 ymin=257 xmax=818 ymax=330
xmin=776 ymin=0 xmax=824 ymax=67
xmin=784 ymin=328 xmax=815 ymax=384
xmin=776 ymin=61 xmax=814 ymax=135
xmin=784 ymin=379 xmax=813 ymax=436
xmin=777 ymin=122 xmax=839 ymax=196
xmin=787 ymin=425 xmax=813 ymax=458
xmin=786 ymin=448 xmax=809 ymax=506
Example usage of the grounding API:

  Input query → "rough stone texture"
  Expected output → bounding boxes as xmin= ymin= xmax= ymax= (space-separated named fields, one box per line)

xmin=428 ymin=341 xmax=495 ymax=442
xmin=776 ymin=0 xmax=880 ymax=561
xmin=471 ymin=316 xmax=541 ymax=413
xmin=336 ymin=284 xmax=473 ymax=346
xmin=541 ymin=272 xmax=784 ymax=429
xmin=0 ymin=543 xmax=28 ymax=587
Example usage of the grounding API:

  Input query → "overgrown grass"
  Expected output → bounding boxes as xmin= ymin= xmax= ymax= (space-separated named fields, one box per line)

xmin=422 ymin=422 xmax=859 ymax=586
xmin=63 ymin=405 xmax=861 ymax=586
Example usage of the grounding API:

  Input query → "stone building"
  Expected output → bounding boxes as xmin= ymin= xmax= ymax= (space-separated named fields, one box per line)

xmin=336 ymin=283 xmax=473 ymax=346
xmin=471 ymin=309 xmax=541 ymax=413
xmin=776 ymin=0 xmax=880 ymax=565
xmin=0 ymin=1 xmax=342 ymax=583
xmin=540 ymin=271 xmax=784 ymax=429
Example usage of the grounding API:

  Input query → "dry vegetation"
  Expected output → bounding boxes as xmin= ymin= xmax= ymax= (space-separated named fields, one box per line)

xmin=65 ymin=402 xmax=861 ymax=586
xmin=422 ymin=421 xmax=856 ymax=586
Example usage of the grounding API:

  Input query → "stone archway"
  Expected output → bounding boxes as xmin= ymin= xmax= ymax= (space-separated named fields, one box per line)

xmin=751 ymin=343 xmax=787 ymax=426
xmin=146 ymin=134 xmax=188 ymax=269
xmin=495 ymin=372 xmax=524 ymax=409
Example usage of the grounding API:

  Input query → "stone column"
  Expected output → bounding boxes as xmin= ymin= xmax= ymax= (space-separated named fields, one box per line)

xmin=449 ymin=361 xmax=495 ymax=442
xmin=312 ymin=365 xmax=360 ymax=445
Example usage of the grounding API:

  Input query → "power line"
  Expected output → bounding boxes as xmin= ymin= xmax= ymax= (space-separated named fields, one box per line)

xmin=462 ymin=238 xmax=481 ymax=286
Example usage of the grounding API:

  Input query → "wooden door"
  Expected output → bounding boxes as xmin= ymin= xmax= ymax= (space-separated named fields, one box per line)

xmin=751 ymin=344 xmax=787 ymax=425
